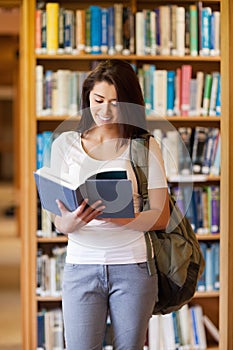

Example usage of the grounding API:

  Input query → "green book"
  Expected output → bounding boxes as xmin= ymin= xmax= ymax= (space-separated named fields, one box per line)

xmin=190 ymin=4 xmax=198 ymax=56
xmin=202 ymin=74 xmax=212 ymax=116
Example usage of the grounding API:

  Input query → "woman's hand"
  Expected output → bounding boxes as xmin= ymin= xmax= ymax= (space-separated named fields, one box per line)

xmin=54 ymin=199 xmax=105 ymax=235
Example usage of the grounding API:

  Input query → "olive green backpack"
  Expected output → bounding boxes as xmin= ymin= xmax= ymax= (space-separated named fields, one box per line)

xmin=130 ymin=134 xmax=205 ymax=315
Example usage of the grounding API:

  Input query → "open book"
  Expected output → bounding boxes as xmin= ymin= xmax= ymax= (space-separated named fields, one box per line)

xmin=34 ymin=167 xmax=135 ymax=218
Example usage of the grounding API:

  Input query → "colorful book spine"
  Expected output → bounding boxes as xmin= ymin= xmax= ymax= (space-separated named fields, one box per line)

xmin=167 ymin=70 xmax=175 ymax=116
xmin=202 ymin=73 xmax=212 ymax=116
xmin=189 ymin=4 xmax=198 ymax=56
xmin=181 ymin=64 xmax=192 ymax=116
xmin=75 ymin=9 xmax=86 ymax=54
xmin=108 ymin=6 xmax=115 ymax=55
xmin=85 ymin=7 xmax=91 ymax=53
xmin=46 ymin=2 xmax=59 ymax=54
xmin=57 ymin=7 xmax=65 ymax=54
xmin=90 ymin=6 xmax=101 ymax=54
xmin=200 ymin=7 xmax=212 ymax=56
xmin=101 ymin=8 xmax=108 ymax=54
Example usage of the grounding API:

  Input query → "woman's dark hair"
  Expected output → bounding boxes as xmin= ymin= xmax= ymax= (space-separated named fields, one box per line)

xmin=77 ymin=60 xmax=148 ymax=139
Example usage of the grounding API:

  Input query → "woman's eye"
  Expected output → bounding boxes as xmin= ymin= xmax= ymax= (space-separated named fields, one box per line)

xmin=95 ymin=99 xmax=103 ymax=104
xmin=111 ymin=101 xmax=117 ymax=107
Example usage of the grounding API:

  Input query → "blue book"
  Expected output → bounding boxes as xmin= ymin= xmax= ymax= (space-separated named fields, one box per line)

xmin=215 ymin=75 xmax=221 ymax=116
xmin=101 ymin=8 xmax=108 ymax=53
xmin=108 ymin=6 xmax=115 ymax=55
xmin=213 ymin=242 xmax=220 ymax=290
xmin=200 ymin=7 xmax=212 ymax=56
xmin=34 ymin=167 xmax=135 ymax=218
xmin=36 ymin=133 xmax=43 ymax=169
xmin=90 ymin=6 xmax=102 ymax=54
xmin=167 ymin=70 xmax=175 ymax=116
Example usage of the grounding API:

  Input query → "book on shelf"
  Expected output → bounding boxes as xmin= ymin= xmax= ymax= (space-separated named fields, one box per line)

xmin=34 ymin=167 xmax=135 ymax=218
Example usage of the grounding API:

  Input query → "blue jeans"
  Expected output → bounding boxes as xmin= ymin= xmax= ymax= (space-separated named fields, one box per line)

xmin=62 ymin=262 xmax=158 ymax=350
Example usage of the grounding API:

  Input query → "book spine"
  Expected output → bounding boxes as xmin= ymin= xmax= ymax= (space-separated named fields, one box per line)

xmin=143 ymin=9 xmax=151 ymax=55
xmin=196 ymin=71 xmax=204 ymax=115
xmin=135 ymin=11 xmax=144 ymax=55
xmin=46 ymin=2 xmax=59 ymax=54
xmin=63 ymin=9 xmax=74 ymax=54
xmin=122 ymin=7 xmax=131 ymax=55
xmin=209 ymin=72 xmax=220 ymax=116
xmin=215 ymin=74 xmax=221 ymax=116
xmin=189 ymin=4 xmax=198 ymax=56
xmin=181 ymin=64 xmax=192 ymax=116
xmin=167 ymin=70 xmax=175 ymax=116
xmin=160 ymin=5 xmax=170 ymax=55
xmin=150 ymin=10 xmax=157 ymax=55
xmin=176 ymin=6 xmax=185 ymax=56
xmin=75 ymin=9 xmax=86 ymax=54
xmin=101 ymin=8 xmax=108 ymax=54
xmin=90 ymin=6 xmax=102 ymax=54
xmin=210 ymin=185 xmax=220 ymax=234
xmin=85 ymin=7 xmax=91 ymax=53
xmin=35 ymin=9 xmax=42 ymax=54
xmin=36 ymin=65 xmax=44 ymax=116
xmin=202 ymin=73 xmax=212 ymax=116
xmin=200 ymin=7 xmax=212 ymax=56
xmin=114 ymin=3 xmax=123 ymax=53
xmin=57 ymin=7 xmax=64 ymax=54
xmin=108 ymin=6 xmax=115 ymax=55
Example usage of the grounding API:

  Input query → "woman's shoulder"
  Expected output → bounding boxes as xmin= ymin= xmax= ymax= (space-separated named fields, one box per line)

xmin=53 ymin=130 xmax=81 ymax=144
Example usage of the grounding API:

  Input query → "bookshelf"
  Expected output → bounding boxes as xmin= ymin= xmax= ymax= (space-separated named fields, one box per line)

xmin=19 ymin=0 xmax=233 ymax=349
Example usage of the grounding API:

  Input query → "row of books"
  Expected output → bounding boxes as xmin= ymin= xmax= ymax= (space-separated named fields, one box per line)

xmin=139 ymin=65 xmax=221 ymax=116
xmin=153 ymin=127 xmax=221 ymax=177
xmin=197 ymin=241 xmax=220 ymax=292
xmin=36 ymin=64 xmax=221 ymax=118
xmin=148 ymin=304 xmax=218 ymax=349
xmin=37 ymin=308 xmax=64 ymax=350
xmin=36 ymin=66 xmax=89 ymax=116
xmin=35 ymin=2 xmax=220 ymax=57
xmin=171 ymin=185 xmax=220 ymax=234
xmin=37 ymin=304 xmax=219 ymax=350
xmin=36 ymin=246 xmax=66 ymax=296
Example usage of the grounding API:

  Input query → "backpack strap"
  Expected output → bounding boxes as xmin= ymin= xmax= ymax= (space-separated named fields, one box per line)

xmin=130 ymin=133 xmax=156 ymax=276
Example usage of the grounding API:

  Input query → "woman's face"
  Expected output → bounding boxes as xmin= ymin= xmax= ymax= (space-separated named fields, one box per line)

xmin=89 ymin=81 xmax=119 ymax=127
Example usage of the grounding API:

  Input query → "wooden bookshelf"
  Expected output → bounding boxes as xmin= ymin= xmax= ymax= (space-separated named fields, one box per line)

xmin=19 ymin=0 xmax=233 ymax=349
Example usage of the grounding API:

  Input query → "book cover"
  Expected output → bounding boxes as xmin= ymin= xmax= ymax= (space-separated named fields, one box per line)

xmin=176 ymin=6 xmax=185 ymax=56
xmin=191 ymin=127 xmax=209 ymax=174
xmin=85 ymin=7 xmax=91 ymax=53
xmin=34 ymin=167 xmax=135 ymax=218
xmin=114 ymin=3 xmax=123 ymax=53
xmin=90 ymin=6 xmax=101 ymax=54
xmin=202 ymin=73 xmax=213 ymax=116
xmin=209 ymin=72 xmax=220 ymax=116
xmin=190 ymin=4 xmax=198 ymax=56
xmin=200 ymin=7 xmax=212 ymax=56
xmin=101 ymin=8 xmax=108 ymax=54
xmin=108 ymin=6 xmax=115 ymax=55
xmin=75 ymin=9 xmax=86 ymax=54
xmin=167 ymin=70 xmax=175 ymax=116
xmin=181 ymin=65 xmax=192 ymax=116
xmin=46 ymin=2 xmax=59 ymax=54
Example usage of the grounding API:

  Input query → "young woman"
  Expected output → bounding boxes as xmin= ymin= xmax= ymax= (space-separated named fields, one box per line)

xmin=52 ymin=60 xmax=170 ymax=350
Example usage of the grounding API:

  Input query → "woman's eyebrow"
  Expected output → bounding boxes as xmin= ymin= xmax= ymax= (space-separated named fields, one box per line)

xmin=93 ymin=93 xmax=117 ymax=101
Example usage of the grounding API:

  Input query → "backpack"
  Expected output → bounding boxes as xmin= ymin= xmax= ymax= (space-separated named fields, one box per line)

xmin=130 ymin=133 xmax=205 ymax=315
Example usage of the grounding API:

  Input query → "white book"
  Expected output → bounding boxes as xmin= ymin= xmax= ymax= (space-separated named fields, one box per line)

xmin=164 ymin=130 xmax=179 ymax=177
xmin=150 ymin=11 xmax=157 ymax=55
xmin=160 ymin=5 xmax=171 ymax=55
xmin=56 ymin=69 xmax=71 ymax=115
xmin=148 ymin=315 xmax=161 ymax=349
xmin=176 ymin=6 xmax=185 ymax=56
xmin=135 ymin=12 xmax=144 ymax=55
xmin=161 ymin=313 xmax=176 ymax=349
xmin=177 ymin=304 xmax=192 ymax=346
xmin=196 ymin=71 xmax=204 ymax=115
xmin=209 ymin=72 xmax=220 ymax=116
xmin=194 ymin=305 xmax=207 ymax=349
xmin=203 ymin=315 xmax=219 ymax=343
xmin=36 ymin=65 xmax=44 ymax=116
xmin=210 ymin=11 xmax=220 ymax=56
xmin=153 ymin=70 xmax=167 ymax=116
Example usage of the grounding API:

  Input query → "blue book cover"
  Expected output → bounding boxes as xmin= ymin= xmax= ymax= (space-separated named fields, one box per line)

xmin=213 ymin=242 xmax=220 ymax=290
xmin=200 ymin=7 xmax=211 ymax=56
xmin=210 ymin=185 xmax=220 ymax=234
xmin=90 ymin=6 xmax=102 ymax=54
xmin=34 ymin=167 xmax=135 ymax=218
xmin=108 ymin=6 xmax=115 ymax=55
xmin=167 ymin=70 xmax=175 ymax=116
xmin=101 ymin=8 xmax=108 ymax=53
xmin=215 ymin=75 xmax=221 ymax=116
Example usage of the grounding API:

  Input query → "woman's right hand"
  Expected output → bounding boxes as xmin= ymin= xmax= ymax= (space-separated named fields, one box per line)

xmin=54 ymin=199 xmax=105 ymax=235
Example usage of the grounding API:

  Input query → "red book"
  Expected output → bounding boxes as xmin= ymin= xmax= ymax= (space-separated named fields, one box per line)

xmin=181 ymin=65 xmax=192 ymax=116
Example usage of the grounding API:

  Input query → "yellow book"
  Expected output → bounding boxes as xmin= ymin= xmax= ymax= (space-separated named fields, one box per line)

xmin=46 ymin=2 xmax=59 ymax=54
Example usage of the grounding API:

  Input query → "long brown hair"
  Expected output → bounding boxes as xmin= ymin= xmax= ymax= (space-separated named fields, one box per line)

xmin=77 ymin=60 xmax=148 ymax=139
